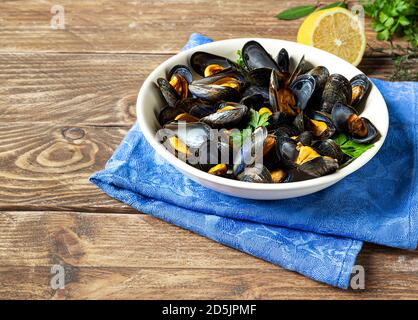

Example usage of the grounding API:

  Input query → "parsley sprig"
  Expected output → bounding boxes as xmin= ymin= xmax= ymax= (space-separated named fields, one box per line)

xmin=231 ymin=109 xmax=270 ymax=146
xmin=333 ymin=133 xmax=374 ymax=159
xmin=362 ymin=0 xmax=417 ymax=47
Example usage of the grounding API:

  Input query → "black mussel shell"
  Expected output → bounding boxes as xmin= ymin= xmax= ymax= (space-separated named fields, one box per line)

xmin=307 ymin=66 xmax=329 ymax=92
xmin=196 ymin=139 xmax=233 ymax=172
xmin=242 ymin=85 xmax=269 ymax=102
xmin=288 ymin=55 xmax=308 ymax=85
xmin=275 ymin=135 xmax=298 ymax=168
xmin=319 ymin=74 xmax=352 ymax=113
xmin=331 ymin=103 xmax=379 ymax=144
xmin=190 ymin=52 xmax=239 ymax=76
xmin=189 ymin=84 xmax=240 ymax=103
xmin=308 ymin=111 xmax=336 ymax=140
xmin=238 ymin=165 xmax=273 ymax=183
xmin=276 ymin=48 xmax=290 ymax=74
xmin=158 ymin=106 xmax=185 ymax=126
xmin=247 ymin=68 xmax=273 ymax=88
xmin=163 ymin=122 xmax=213 ymax=149
xmin=201 ymin=103 xmax=248 ymax=129
xmin=331 ymin=103 xmax=356 ymax=132
xmin=273 ymin=124 xmax=300 ymax=138
xmin=351 ymin=118 xmax=380 ymax=144
xmin=233 ymin=127 xmax=267 ymax=176
xmin=176 ymin=98 xmax=210 ymax=113
xmin=269 ymin=70 xmax=297 ymax=114
xmin=157 ymin=78 xmax=180 ymax=108
xmin=298 ymin=157 xmax=339 ymax=178
xmin=268 ymin=112 xmax=293 ymax=130
xmin=240 ymin=94 xmax=265 ymax=110
xmin=350 ymin=74 xmax=371 ymax=113
xmin=312 ymin=139 xmax=344 ymax=163
xmin=189 ymin=104 xmax=218 ymax=118
xmin=242 ymin=41 xmax=279 ymax=71
xmin=296 ymin=131 xmax=314 ymax=146
xmin=290 ymin=74 xmax=316 ymax=111
xmin=168 ymin=64 xmax=193 ymax=84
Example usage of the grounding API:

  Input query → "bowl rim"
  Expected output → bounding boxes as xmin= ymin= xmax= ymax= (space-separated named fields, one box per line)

xmin=137 ymin=38 xmax=389 ymax=191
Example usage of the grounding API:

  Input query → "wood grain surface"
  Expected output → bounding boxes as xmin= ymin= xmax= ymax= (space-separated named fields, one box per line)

xmin=0 ymin=0 xmax=416 ymax=300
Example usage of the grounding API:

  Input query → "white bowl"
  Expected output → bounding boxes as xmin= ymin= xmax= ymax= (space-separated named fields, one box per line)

xmin=137 ymin=38 xmax=389 ymax=200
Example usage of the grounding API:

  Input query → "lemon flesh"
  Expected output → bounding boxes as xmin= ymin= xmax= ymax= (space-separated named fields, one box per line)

xmin=297 ymin=8 xmax=366 ymax=66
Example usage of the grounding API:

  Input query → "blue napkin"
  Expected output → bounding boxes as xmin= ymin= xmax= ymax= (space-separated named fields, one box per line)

xmin=91 ymin=34 xmax=418 ymax=288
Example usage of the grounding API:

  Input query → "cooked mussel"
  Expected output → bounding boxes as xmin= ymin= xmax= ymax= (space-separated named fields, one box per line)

xmin=201 ymin=103 xmax=248 ymax=129
xmin=290 ymin=74 xmax=316 ymax=111
xmin=191 ymin=52 xmax=239 ymax=76
xmin=331 ymin=103 xmax=379 ymax=144
xmin=242 ymin=41 xmax=279 ymax=71
xmin=238 ymin=164 xmax=273 ymax=183
xmin=293 ymin=111 xmax=336 ymax=140
xmin=312 ymin=139 xmax=344 ymax=163
xmin=163 ymin=122 xmax=213 ymax=149
xmin=189 ymin=68 xmax=244 ymax=103
xmin=157 ymin=78 xmax=180 ymax=108
xmin=269 ymin=70 xmax=298 ymax=116
xmin=319 ymin=74 xmax=352 ymax=113
xmin=158 ymin=106 xmax=185 ymax=126
xmin=350 ymin=74 xmax=371 ymax=112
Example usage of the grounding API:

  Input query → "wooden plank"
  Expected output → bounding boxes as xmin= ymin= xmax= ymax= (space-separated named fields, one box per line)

xmin=0 ymin=211 xmax=417 ymax=299
xmin=0 ymin=53 xmax=396 ymax=126
xmin=0 ymin=0 xmax=398 ymax=54
xmin=0 ymin=123 xmax=134 ymax=212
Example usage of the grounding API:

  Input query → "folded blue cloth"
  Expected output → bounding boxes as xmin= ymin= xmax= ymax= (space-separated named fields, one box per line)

xmin=91 ymin=34 xmax=418 ymax=288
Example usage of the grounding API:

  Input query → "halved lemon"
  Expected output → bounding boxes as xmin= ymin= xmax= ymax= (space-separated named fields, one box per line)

xmin=297 ymin=7 xmax=366 ymax=66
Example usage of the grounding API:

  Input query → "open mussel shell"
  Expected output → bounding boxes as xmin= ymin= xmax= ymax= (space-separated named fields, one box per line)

xmin=319 ymin=74 xmax=352 ymax=113
xmin=313 ymin=139 xmax=344 ymax=163
xmin=288 ymin=55 xmax=307 ymax=85
xmin=201 ymin=103 xmax=248 ymax=129
xmin=293 ymin=111 xmax=335 ymax=140
xmin=276 ymin=48 xmax=290 ymax=74
xmin=350 ymin=74 xmax=371 ymax=113
xmin=331 ymin=103 xmax=379 ymax=144
xmin=298 ymin=156 xmax=339 ymax=178
xmin=168 ymin=65 xmax=193 ymax=84
xmin=163 ymin=122 xmax=213 ymax=149
xmin=269 ymin=70 xmax=298 ymax=115
xmin=157 ymin=78 xmax=180 ymax=108
xmin=158 ymin=106 xmax=185 ymax=126
xmin=190 ymin=52 xmax=239 ymax=76
xmin=290 ymin=74 xmax=316 ymax=111
xmin=238 ymin=164 xmax=273 ymax=183
xmin=242 ymin=41 xmax=279 ymax=71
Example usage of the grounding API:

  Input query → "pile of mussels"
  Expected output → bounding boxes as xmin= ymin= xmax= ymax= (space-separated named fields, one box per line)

xmin=156 ymin=41 xmax=380 ymax=183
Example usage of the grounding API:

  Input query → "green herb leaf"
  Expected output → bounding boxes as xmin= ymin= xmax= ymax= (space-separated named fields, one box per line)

xmin=248 ymin=109 xmax=260 ymax=128
xmin=319 ymin=1 xmax=347 ymax=11
xmin=236 ymin=50 xmax=245 ymax=68
xmin=276 ymin=5 xmax=316 ymax=20
xmin=258 ymin=112 xmax=270 ymax=127
xmin=333 ymin=133 xmax=374 ymax=159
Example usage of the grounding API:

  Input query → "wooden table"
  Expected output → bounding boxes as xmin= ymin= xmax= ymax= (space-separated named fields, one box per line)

xmin=0 ymin=0 xmax=416 ymax=300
